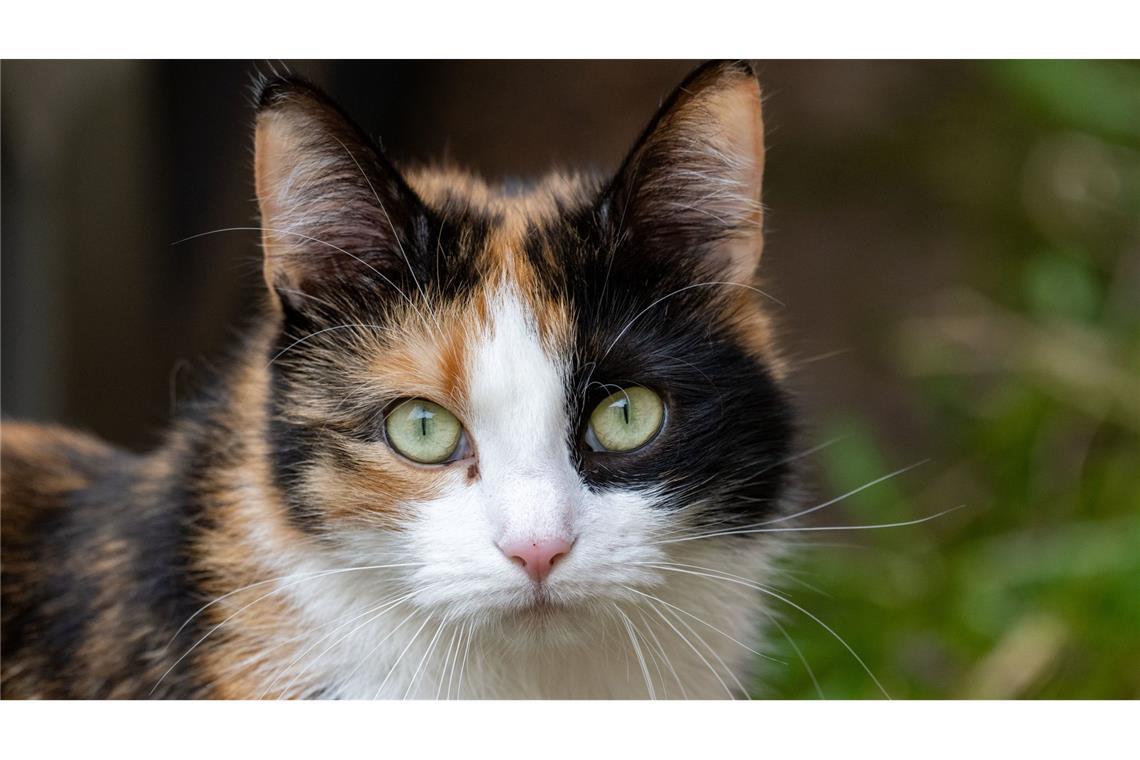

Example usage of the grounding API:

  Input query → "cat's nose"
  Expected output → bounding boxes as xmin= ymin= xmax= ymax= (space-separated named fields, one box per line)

xmin=498 ymin=538 xmax=573 ymax=584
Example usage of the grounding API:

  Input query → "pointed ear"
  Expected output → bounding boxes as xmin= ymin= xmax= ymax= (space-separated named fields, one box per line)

xmin=254 ymin=77 xmax=425 ymax=311
xmin=606 ymin=61 xmax=766 ymax=284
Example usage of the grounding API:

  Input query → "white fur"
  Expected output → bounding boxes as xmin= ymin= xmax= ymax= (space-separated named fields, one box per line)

xmin=251 ymin=286 xmax=776 ymax=699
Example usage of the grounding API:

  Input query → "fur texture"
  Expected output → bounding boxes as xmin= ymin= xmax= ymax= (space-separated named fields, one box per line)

xmin=1 ymin=61 xmax=796 ymax=699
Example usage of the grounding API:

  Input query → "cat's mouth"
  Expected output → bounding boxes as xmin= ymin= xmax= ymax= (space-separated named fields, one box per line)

xmin=523 ymin=585 xmax=559 ymax=609
xmin=506 ymin=585 xmax=574 ymax=618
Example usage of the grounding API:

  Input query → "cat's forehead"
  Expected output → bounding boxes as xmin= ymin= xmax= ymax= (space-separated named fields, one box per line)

xmin=365 ymin=164 xmax=783 ymax=388
xmin=405 ymin=166 xmax=597 ymax=233
xmin=399 ymin=164 xmax=589 ymax=338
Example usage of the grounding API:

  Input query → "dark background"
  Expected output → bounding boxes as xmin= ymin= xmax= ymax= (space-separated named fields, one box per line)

xmin=3 ymin=61 xmax=1138 ymax=697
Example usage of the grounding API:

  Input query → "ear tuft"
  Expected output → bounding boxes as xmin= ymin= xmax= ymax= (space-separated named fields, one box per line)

xmin=256 ymin=74 xmax=308 ymax=111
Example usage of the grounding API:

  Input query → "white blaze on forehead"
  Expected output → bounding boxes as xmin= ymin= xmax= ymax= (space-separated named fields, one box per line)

xmin=466 ymin=287 xmax=578 ymax=539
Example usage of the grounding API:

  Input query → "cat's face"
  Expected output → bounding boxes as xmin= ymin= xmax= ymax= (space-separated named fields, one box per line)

xmin=254 ymin=62 xmax=794 ymax=634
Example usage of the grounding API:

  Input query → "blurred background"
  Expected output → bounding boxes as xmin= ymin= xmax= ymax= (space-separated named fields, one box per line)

xmin=2 ymin=60 xmax=1138 ymax=698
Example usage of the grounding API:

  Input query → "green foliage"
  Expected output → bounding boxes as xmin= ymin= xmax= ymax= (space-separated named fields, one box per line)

xmin=755 ymin=61 xmax=1140 ymax=699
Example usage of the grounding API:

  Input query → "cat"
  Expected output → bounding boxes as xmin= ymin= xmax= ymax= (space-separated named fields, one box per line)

xmin=0 ymin=60 xmax=796 ymax=699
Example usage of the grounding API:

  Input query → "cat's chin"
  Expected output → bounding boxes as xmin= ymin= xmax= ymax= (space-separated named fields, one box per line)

xmin=487 ymin=595 xmax=612 ymax=646
xmin=500 ymin=586 xmax=572 ymax=617
xmin=474 ymin=585 xmax=595 ymax=628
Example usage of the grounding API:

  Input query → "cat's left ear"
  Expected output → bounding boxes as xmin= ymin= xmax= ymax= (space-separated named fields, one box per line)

xmin=605 ymin=60 xmax=766 ymax=284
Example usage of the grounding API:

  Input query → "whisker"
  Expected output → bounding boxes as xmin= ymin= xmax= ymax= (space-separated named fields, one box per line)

xmin=641 ymin=563 xmax=891 ymax=699
xmin=403 ymin=618 xmax=448 ymax=700
xmin=172 ymin=225 xmax=421 ymax=314
xmin=642 ymin=597 xmax=734 ymax=699
xmin=581 ymin=278 xmax=784 ymax=397
xmin=612 ymin=604 xmax=656 ymax=699
xmin=457 ymin=618 xmax=474 ymax=699
xmin=636 ymin=608 xmax=687 ymax=699
xmin=787 ymin=347 xmax=854 ymax=369
xmin=223 ymin=598 xmax=394 ymax=696
xmin=648 ymin=438 xmax=850 ymax=541
xmin=631 ymin=611 xmax=669 ymax=699
xmin=436 ymin=623 xmax=462 ymax=701
xmin=373 ymin=613 xmax=434 ymax=698
xmin=165 ymin=562 xmax=422 ymax=650
xmin=657 ymin=459 xmax=926 ymax=541
xmin=338 ymin=607 xmax=419 ymax=692
xmin=270 ymin=592 xmax=415 ymax=699
xmin=447 ymin=622 xmax=467 ymax=701
xmin=209 ymin=597 xmax=399 ymax=685
xmin=600 ymin=280 xmax=784 ymax=361
xmin=752 ymin=460 xmax=930 ymax=528
xmin=765 ymin=612 xmax=825 ymax=699
xmin=662 ymin=601 xmax=751 ymax=699
xmin=620 ymin=583 xmax=782 ymax=664
xmin=654 ymin=504 xmax=965 ymax=545
xmin=266 ymin=323 xmax=396 ymax=368
xmin=330 ymin=137 xmax=430 ymax=308
xmin=154 ymin=563 xmax=423 ymax=694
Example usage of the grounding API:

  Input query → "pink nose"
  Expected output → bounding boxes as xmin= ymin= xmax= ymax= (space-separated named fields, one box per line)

xmin=498 ymin=538 xmax=573 ymax=583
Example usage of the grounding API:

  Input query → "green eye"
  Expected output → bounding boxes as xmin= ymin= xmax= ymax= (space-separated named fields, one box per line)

xmin=586 ymin=386 xmax=665 ymax=453
xmin=384 ymin=399 xmax=464 ymax=464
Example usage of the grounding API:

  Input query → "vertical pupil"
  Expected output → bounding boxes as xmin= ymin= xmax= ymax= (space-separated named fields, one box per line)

xmin=413 ymin=405 xmax=432 ymax=437
xmin=621 ymin=399 xmax=630 ymax=425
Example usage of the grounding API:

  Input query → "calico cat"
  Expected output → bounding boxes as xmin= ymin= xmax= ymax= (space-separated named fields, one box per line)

xmin=1 ymin=60 xmax=796 ymax=699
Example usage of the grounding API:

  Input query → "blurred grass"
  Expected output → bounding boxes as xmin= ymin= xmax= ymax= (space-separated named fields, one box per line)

xmin=755 ymin=60 xmax=1140 ymax=699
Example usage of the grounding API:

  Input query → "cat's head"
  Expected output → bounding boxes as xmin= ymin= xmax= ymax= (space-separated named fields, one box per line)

xmin=252 ymin=61 xmax=794 ymax=632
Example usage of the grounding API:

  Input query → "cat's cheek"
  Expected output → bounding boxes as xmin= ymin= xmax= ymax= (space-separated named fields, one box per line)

xmin=554 ymin=488 xmax=675 ymax=592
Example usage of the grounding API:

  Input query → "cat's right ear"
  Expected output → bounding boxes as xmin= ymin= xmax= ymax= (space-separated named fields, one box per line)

xmin=254 ymin=77 xmax=425 ymax=313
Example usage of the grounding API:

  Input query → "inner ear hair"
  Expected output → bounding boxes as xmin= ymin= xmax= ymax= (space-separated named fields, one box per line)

xmin=252 ymin=76 xmax=425 ymax=311
xmin=608 ymin=60 xmax=766 ymax=284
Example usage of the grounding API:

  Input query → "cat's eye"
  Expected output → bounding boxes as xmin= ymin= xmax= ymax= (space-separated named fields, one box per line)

xmin=585 ymin=386 xmax=665 ymax=453
xmin=384 ymin=399 xmax=466 ymax=465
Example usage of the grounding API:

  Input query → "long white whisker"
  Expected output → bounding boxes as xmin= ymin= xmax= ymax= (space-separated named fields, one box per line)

xmin=457 ymin=619 xmax=474 ymax=699
xmin=172 ymin=226 xmax=420 ymax=313
xmin=154 ymin=563 xmax=422 ymax=694
xmin=272 ymin=592 xmax=415 ymax=699
xmin=620 ymin=583 xmax=781 ymax=664
xmin=643 ymin=563 xmax=891 ymax=699
xmin=330 ymin=137 xmax=428 ymax=304
xmin=338 ymin=607 xmax=419 ymax=691
xmin=765 ymin=612 xmax=824 ymax=699
xmin=266 ymin=323 xmax=395 ymax=368
xmin=663 ymin=602 xmax=751 ymax=699
xmin=404 ymin=618 xmax=448 ymax=700
xmin=165 ymin=562 xmax=423 ymax=650
xmin=446 ymin=622 xmax=466 ymax=701
xmin=632 ymin=612 xmax=669 ymax=699
xmin=600 ymin=280 xmax=784 ymax=361
xmin=655 ymin=504 xmax=965 ymax=545
xmin=374 ymin=613 xmax=434 ymax=698
xmin=613 ymin=604 xmax=655 ymax=699
xmin=636 ymin=608 xmax=687 ymax=699
xmin=753 ymin=460 xmax=930 ymax=528
xmin=436 ymin=623 xmax=462 ymax=701
xmin=258 ymin=597 xmax=399 ymax=698
xmin=330 ymin=136 xmax=447 ymax=340
xmin=642 ymin=597 xmax=734 ymax=699
xmin=654 ymin=460 xmax=927 ymax=543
